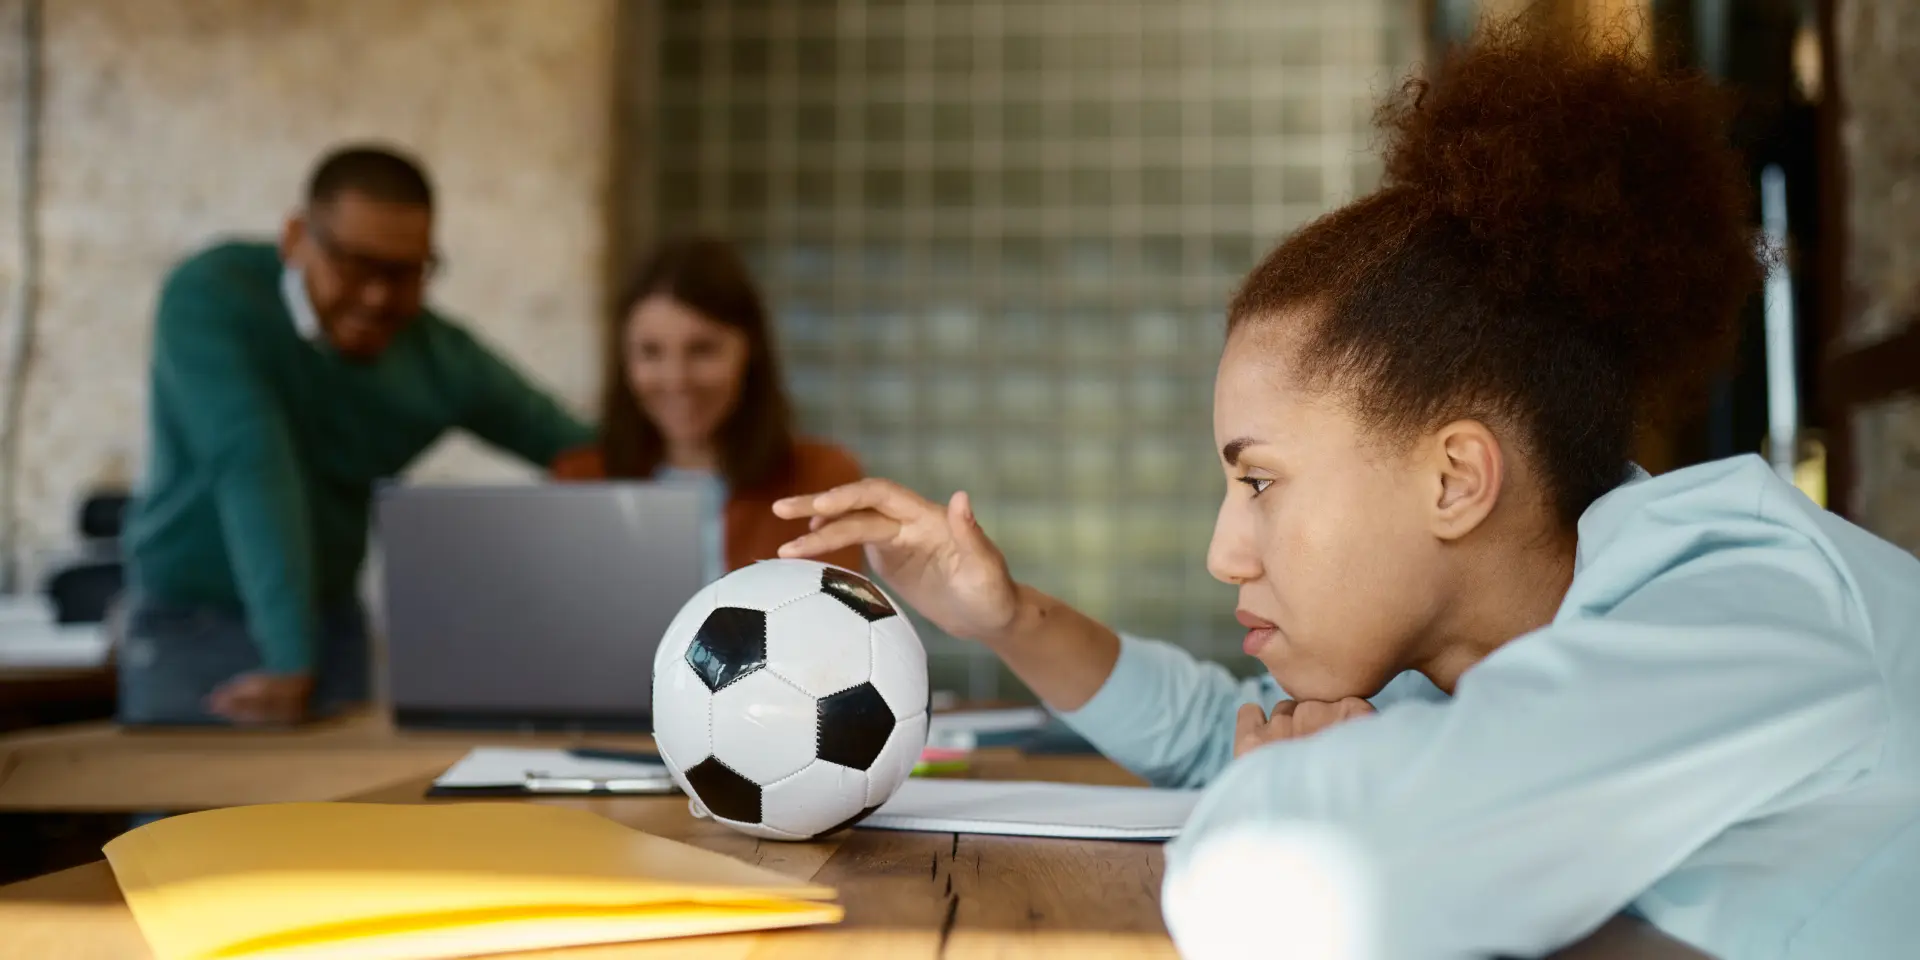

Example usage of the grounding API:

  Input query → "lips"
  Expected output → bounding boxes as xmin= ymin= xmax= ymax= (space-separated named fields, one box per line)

xmin=1236 ymin=609 xmax=1277 ymax=657
xmin=333 ymin=315 xmax=390 ymax=349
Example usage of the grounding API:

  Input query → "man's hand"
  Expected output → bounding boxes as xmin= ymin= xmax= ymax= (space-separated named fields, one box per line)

xmin=205 ymin=671 xmax=313 ymax=726
xmin=1233 ymin=698 xmax=1375 ymax=758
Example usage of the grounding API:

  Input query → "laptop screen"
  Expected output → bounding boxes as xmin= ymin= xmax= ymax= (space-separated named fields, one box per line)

xmin=375 ymin=483 xmax=708 ymax=732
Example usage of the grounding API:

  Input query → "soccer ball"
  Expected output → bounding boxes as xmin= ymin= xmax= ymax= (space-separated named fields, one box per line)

xmin=651 ymin=559 xmax=929 ymax=840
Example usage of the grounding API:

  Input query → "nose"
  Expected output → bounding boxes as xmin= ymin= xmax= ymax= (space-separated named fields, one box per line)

xmin=655 ymin=357 xmax=694 ymax=393
xmin=1206 ymin=495 xmax=1262 ymax=586
xmin=358 ymin=277 xmax=395 ymax=313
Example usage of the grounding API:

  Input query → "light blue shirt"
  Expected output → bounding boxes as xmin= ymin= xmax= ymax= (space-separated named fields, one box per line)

xmin=656 ymin=467 xmax=727 ymax=584
xmin=1061 ymin=455 xmax=1919 ymax=959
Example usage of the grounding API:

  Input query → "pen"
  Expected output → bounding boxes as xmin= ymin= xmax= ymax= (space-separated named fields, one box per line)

xmin=522 ymin=772 xmax=678 ymax=794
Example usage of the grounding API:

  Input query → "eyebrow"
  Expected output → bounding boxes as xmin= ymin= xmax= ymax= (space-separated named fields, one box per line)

xmin=1221 ymin=437 xmax=1258 ymax=466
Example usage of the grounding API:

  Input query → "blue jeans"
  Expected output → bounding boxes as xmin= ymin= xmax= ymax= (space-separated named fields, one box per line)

xmin=115 ymin=596 xmax=372 ymax=726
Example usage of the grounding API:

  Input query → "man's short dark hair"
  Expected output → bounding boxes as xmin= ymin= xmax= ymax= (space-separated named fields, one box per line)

xmin=306 ymin=144 xmax=434 ymax=209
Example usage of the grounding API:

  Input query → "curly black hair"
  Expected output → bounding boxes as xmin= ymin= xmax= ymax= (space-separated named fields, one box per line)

xmin=1230 ymin=21 xmax=1763 ymax=524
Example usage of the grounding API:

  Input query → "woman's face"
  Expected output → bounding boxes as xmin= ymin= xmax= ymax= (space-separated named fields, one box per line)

xmin=1206 ymin=324 xmax=1459 ymax=701
xmin=625 ymin=294 xmax=751 ymax=452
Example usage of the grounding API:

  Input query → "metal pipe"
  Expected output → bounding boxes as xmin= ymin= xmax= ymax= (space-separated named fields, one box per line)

xmin=1760 ymin=164 xmax=1800 ymax=483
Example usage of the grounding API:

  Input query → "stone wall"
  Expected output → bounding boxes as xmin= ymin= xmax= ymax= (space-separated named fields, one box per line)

xmin=1837 ymin=0 xmax=1920 ymax=344
xmin=1837 ymin=0 xmax=1920 ymax=550
xmin=0 ymin=0 xmax=616 ymax=581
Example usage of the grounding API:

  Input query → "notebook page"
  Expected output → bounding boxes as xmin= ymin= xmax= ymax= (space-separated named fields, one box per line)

xmin=860 ymin=779 xmax=1202 ymax=841
xmin=433 ymin=748 xmax=668 ymax=789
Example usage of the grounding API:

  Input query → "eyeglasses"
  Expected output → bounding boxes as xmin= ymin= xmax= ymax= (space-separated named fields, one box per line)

xmin=307 ymin=218 xmax=443 ymax=289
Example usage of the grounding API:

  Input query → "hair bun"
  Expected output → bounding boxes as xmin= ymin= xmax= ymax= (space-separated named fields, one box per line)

xmin=1376 ymin=23 xmax=1761 ymax=406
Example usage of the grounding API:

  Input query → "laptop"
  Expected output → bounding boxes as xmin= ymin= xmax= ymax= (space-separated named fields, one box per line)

xmin=375 ymin=482 xmax=709 ymax=732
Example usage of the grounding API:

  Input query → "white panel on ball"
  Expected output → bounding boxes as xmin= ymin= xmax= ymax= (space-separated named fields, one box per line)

xmin=648 ymin=656 xmax=714 ymax=777
xmin=709 ymin=670 xmax=821 ymax=785
xmin=867 ymin=615 xmax=930 ymax=719
xmin=713 ymin=559 xmax=822 ymax=611
xmin=652 ymin=580 xmax=719 ymax=673
xmin=863 ymin=714 xmax=928 ymax=808
xmin=760 ymin=759 xmax=873 ymax=838
xmin=763 ymin=592 xmax=874 ymax=698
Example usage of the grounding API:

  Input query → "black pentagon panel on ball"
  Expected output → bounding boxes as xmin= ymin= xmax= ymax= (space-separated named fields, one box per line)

xmin=816 ymin=682 xmax=895 ymax=771
xmin=820 ymin=566 xmax=896 ymax=622
xmin=684 ymin=757 xmax=762 ymax=824
xmin=686 ymin=606 xmax=767 ymax=692
xmin=812 ymin=804 xmax=882 ymax=840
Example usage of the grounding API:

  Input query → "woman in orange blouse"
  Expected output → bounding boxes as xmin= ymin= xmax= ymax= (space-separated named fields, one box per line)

xmin=553 ymin=238 xmax=864 ymax=574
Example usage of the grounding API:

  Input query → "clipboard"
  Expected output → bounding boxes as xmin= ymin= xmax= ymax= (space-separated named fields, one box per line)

xmin=427 ymin=747 xmax=680 ymax=797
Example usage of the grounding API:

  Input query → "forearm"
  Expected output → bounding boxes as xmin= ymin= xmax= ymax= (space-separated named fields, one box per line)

xmin=451 ymin=328 xmax=594 ymax=465
xmin=975 ymin=584 xmax=1120 ymax=712
xmin=213 ymin=459 xmax=316 ymax=674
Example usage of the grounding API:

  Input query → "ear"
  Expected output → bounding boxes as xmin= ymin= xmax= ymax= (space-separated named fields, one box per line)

xmin=278 ymin=212 xmax=307 ymax=264
xmin=1427 ymin=420 xmax=1503 ymax=541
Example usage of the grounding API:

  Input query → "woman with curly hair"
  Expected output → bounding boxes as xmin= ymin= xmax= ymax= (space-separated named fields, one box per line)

xmin=774 ymin=23 xmax=1919 ymax=960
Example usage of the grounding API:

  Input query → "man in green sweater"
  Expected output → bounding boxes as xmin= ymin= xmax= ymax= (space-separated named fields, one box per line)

xmin=121 ymin=145 xmax=594 ymax=726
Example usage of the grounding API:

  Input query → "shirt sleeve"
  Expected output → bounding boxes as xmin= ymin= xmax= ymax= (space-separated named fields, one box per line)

xmin=1057 ymin=636 xmax=1446 ymax=790
xmin=1163 ymin=536 xmax=1888 ymax=959
xmin=441 ymin=324 xmax=595 ymax=466
xmin=1056 ymin=634 xmax=1281 ymax=789
xmin=152 ymin=270 xmax=316 ymax=674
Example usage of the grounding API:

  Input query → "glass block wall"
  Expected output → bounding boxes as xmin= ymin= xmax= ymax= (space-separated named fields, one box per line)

xmin=649 ymin=0 xmax=1417 ymax=699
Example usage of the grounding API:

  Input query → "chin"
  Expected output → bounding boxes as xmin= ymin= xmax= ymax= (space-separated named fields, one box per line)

xmin=653 ymin=423 xmax=716 ymax=447
xmin=1264 ymin=662 xmax=1364 ymax=703
xmin=332 ymin=341 xmax=388 ymax=363
xmin=640 ymin=406 xmax=713 ymax=436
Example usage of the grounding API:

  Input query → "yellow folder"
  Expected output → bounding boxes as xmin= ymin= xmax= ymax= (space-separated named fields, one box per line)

xmin=102 ymin=801 xmax=843 ymax=960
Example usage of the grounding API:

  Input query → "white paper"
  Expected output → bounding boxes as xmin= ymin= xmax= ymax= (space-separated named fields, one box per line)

xmin=0 ymin=595 xmax=54 ymax=625
xmin=433 ymin=747 xmax=670 ymax=789
xmin=0 ymin=622 xmax=109 ymax=668
xmin=860 ymin=778 xmax=1202 ymax=841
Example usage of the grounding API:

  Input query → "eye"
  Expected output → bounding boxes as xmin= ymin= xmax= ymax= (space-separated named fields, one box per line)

xmin=1236 ymin=476 xmax=1272 ymax=497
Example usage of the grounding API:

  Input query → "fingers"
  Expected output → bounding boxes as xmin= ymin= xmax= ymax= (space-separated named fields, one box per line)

xmin=777 ymin=510 xmax=904 ymax=559
xmin=1289 ymin=698 xmax=1374 ymax=738
xmin=1233 ymin=703 xmax=1268 ymax=758
xmin=945 ymin=491 xmax=1004 ymax=565
xmin=206 ymin=686 xmax=270 ymax=725
xmin=209 ymin=686 xmax=274 ymax=724
xmin=773 ymin=478 xmax=933 ymax=523
xmin=1234 ymin=703 xmax=1264 ymax=740
xmin=204 ymin=674 xmax=310 ymax=726
xmin=204 ymin=688 xmax=239 ymax=718
xmin=1233 ymin=698 xmax=1372 ymax=758
xmin=1289 ymin=700 xmax=1340 ymax=736
xmin=205 ymin=675 xmax=255 ymax=719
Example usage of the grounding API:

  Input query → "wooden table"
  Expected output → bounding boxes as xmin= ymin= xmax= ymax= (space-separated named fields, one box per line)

xmin=0 ymin=711 xmax=604 ymax=812
xmin=0 ymin=714 xmax=1709 ymax=958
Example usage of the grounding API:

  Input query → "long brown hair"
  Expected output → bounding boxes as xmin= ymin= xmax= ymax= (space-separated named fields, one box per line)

xmin=1228 ymin=22 xmax=1759 ymax=525
xmin=600 ymin=238 xmax=798 ymax=492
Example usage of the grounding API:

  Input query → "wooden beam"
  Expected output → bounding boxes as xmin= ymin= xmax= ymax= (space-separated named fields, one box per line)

xmin=1825 ymin=323 xmax=1920 ymax=408
xmin=1815 ymin=0 xmax=1855 ymax=517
